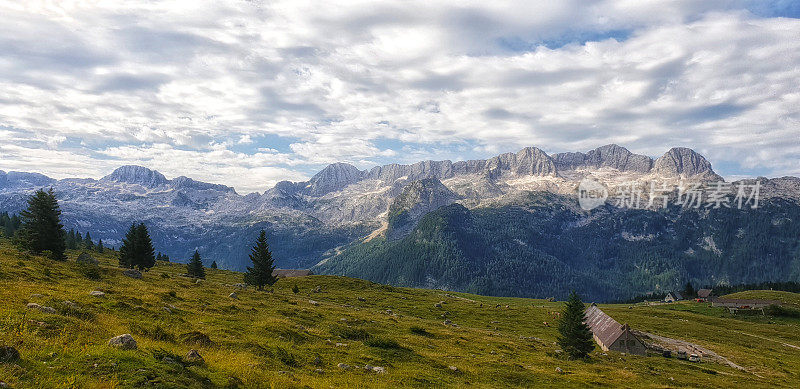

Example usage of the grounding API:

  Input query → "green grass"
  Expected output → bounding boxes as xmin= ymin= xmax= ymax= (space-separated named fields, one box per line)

xmin=722 ymin=290 xmax=800 ymax=308
xmin=0 ymin=240 xmax=799 ymax=388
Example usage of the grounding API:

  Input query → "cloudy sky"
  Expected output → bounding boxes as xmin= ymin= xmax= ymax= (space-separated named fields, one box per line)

xmin=0 ymin=1 xmax=798 ymax=193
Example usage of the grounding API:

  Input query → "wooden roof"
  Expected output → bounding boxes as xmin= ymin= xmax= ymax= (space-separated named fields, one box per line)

xmin=584 ymin=304 xmax=627 ymax=347
xmin=272 ymin=269 xmax=314 ymax=277
xmin=697 ymin=289 xmax=713 ymax=298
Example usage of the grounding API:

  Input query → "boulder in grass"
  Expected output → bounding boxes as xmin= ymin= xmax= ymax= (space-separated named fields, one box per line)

xmin=0 ymin=346 xmax=20 ymax=363
xmin=122 ymin=269 xmax=142 ymax=279
xmin=26 ymin=303 xmax=56 ymax=314
xmin=90 ymin=290 xmax=106 ymax=297
xmin=76 ymin=252 xmax=99 ymax=265
xmin=228 ymin=292 xmax=238 ymax=300
xmin=108 ymin=334 xmax=137 ymax=350
xmin=185 ymin=349 xmax=204 ymax=365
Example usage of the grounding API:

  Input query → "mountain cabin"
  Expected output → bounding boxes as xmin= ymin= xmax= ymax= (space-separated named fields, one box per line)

xmin=584 ymin=304 xmax=647 ymax=356
xmin=664 ymin=291 xmax=683 ymax=303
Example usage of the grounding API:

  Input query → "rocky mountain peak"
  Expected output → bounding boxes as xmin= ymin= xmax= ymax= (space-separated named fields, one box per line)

xmin=101 ymin=165 xmax=168 ymax=188
xmin=304 ymin=162 xmax=364 ymax=196
xmin=486 ymin=147 xmax=556 ymax=178
xmin=653 ymin=147 xmax=718 ymax=179
xmin=553 ymin=144 xmax=653 ymax=173
xmin=171 ymin=176 xmax=236 ymax=194
xmin=387 ymin=178 xmax=459 ymax=239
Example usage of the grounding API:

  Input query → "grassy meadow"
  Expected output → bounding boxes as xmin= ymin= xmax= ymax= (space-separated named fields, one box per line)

xmin=1 ymin=239 xmax=799 ymax=388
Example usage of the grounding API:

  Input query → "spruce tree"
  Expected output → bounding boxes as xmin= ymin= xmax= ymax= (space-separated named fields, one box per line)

xmin=66 ymin=229 xmax=77 ymax=249
xmin=244 ymin=230 xmax=276 ymax=290
xmin=118 ymin=223 xmax=156 ymax=270
xmin=84 ymin=232 xmax=94 ymax=250
xmin=16 ymin=188 xmax=66 ymax=260
xmin=684 ymin=281 xmax=695 ymax=299
xmin=135 ymin=223 xmax=155 ymax=270
xmin=187 ymin=250 xmax=205 ymax=279
xmin=210 ymin=261 xmax=218 ymax=269
xmin=97 ymin=239 xmax=104 ymax=253
xmin=118 ymin=224 xmax=137 ymax=268
xmin=557 ymin=291 xmax=595 ymax=359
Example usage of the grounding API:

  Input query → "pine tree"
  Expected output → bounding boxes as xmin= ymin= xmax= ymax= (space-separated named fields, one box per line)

xmin=187 ymin=250 xmax=205 ymax=279
xmin=118 ymin=224 xmax=137 ymax=268
xmin=97 ymin=239 xmax=104 ymax=253
xmin=135 ymin=223 xmax=155 ymax=270
xmin=684 ymin=281 xmax=695 ymax=299
xmin=84 ymin=232 xmax=94 ymax=250
xmin=156 ymin=252 xmax=162 ymax=261
xmin=118 ymin=223 xmax=156 ymax=270
xmin=557 ymin=291 xmax=595 ymax=359
xmin=243 ymin=230 xmax=276 ymax=290
xmin=16 ymin=188 xmax=66 ymax=260
xmin=66 ymin=229 xmax=77 ymax=249
xmin=210 ymin=261 xmax=218 ymax=269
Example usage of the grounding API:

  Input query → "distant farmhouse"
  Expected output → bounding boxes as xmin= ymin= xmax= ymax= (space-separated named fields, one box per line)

xmin=584 ymin=304 xmax=647 ymax=356
xmin=696 ymin=289 xmax=713 ymax=301
xmin=664 ymin=291 xmax=683 ymax=303
xmin=712 ymin=298 xmax=781 ymax=313
xmin=272 ymin=269 xmax=314 ymax=278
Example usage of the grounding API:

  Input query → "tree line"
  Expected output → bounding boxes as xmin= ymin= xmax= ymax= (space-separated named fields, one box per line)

xmin=7 ymin=188 xmax=278 ymax=289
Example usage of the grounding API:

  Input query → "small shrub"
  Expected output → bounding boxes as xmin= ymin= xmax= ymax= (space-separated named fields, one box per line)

xmin=292 ymin=284 xmax=299 ymax=294
xmin=161 ymin=272 xmax=170 ymax=279
xmin=179 ymin=331 xmax=213 ymax=347
xmin=43 ymin=268 xmax=52 ymax=278
xmin=364 ymin=336 xmax=402 ymax=349
xmin=132 ymin=323 xmax=175 ymax=342
xmin=274 ymin=347 xmax=298 ymax=367
xmin=77 ymin=262 xmax=101 ymax=280
xmin=410 ymin=326 xmax=431 ymax=336
xmin=330 ymin=325 xmax=371 ymax=341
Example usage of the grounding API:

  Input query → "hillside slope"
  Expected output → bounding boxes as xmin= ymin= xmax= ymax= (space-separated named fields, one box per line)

xmin=1 ymin=240 xmax=799 ymax=388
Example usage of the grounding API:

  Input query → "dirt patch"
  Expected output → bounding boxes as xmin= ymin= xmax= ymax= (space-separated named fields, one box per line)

xmin=632 ymin=330 xmax=755 ymax=376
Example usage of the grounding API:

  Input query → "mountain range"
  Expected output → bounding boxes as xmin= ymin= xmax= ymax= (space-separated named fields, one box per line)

xmin=2 ymin=144 xmax=798 ymax=301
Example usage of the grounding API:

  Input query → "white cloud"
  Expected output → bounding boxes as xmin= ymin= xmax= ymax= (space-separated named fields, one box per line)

xmin=0 ymin=1 xmax=798 ymax=192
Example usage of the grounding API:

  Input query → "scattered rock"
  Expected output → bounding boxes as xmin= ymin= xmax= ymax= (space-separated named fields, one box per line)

xmin=434 ymin=302 xmax=442 ymax=308
xmin=232 ymin=283 xmax=247 ymax=289
xmin=185 ymin=349 xmax=205 ymax=364
xmin=371 ymin=366 xmax=386 ymax=374
xmin=26 ymin=302 xmax=56 ymax=314
xmin=443 ymin=319 xmax=452 ymax=326
xmin=107 ymin=334 xmax=137 ymax=350
xmin=162 ymin=306 xmax=172 ymax=313
xmin=357 ymin=297 xmax=366 ymax=302
xmin=555 ymin=367 xmax=563 ymax=373
xmin=308 ymin=300 xmax=319 ymax=306
xmin=76 ymin=252 xmax=99 ymax=265
xmin=448 ymin=365 xmax=459 ymax=372
xmin=312 ymin=286 xmax=322 ymax=293
xmin=314 ymin=368 xmax=324 ymax=374
xmin=0 ymin=345 xmax=20 ymax=363
xmin=195 ymin=279 xmax=202 ymax=284
xmin=228 ymin=292 xmax=238 ymax=300
xmin=90 ymin=290 xmax=106 ymax=297
xmin=337 ymin=363 xmax=351 ymax=370
xmin=63 ymin=300 xmax=78 ymax=308
xmin=122 ymin=269 xmax=142 ymax=279
xmin=29 ymin=293 xmax=45 ymax=298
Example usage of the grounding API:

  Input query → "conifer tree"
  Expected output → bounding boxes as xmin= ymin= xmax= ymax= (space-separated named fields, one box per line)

xmin=16 ymin=188 xmax=66 ymax=260
xmin=84 ymin=231 xmax=94 ymax=250
xmin=187 ymin=250 xmax=205 ymax=279
xmin=557 ymin=291 xmax=595 ymax=359
xmin=97 ymin=239 xmax=104 ymax=253
xmin=684 ymin=281 xmax=696 ymax=299
xmin=118 ymin=223 xmax=156 ymax=270
xmin=156 ymin=252 xmax=162 ymax=261
xmin=210 ymin=261 xmax=218 ymax=269
xmin=66 ymin=229 xmax=78 ymax=249
xmin=243 ymin=230 xmax=276 ymax=290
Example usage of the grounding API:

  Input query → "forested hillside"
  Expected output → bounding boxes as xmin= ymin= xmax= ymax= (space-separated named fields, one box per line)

xmin=319 ymin=193 xmax=800 ymax=301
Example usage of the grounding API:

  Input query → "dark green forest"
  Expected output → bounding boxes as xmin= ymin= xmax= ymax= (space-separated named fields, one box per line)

xmin=318 ymin=192 xmax=800 ymax=302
